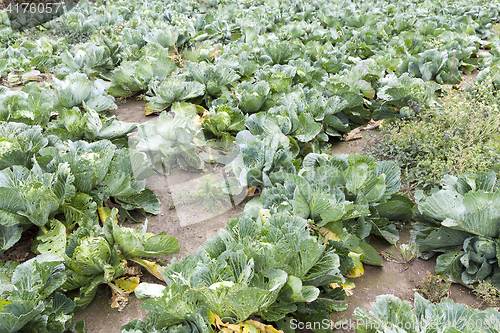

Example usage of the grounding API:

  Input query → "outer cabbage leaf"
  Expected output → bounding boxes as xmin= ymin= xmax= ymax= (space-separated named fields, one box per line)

xmin=0 ymin=163 xmax=74 ymax=228
xmin=145 ymin=76 xmax=205 ymax=114
xmin=0 ymin=122 xmax=48 ymax=169
xmin=0 ymin=225 xmax=22 ymax=255
xmin=51 ymin=140 xmax=115 ymax=193
xmin=234 ymin=81 xmax=270 ymax=114
xmin=52 ymin=73 xmax=117 ymax=113
xmin=111 ymin=220 xmax=179 ymax=258
xmin=59 ymin=192 xmax=98 ymax=229
xmin=442 ymin=172 xmax=497 ymax=195
xmin=100 ymin=148 xmax=161 ymax=213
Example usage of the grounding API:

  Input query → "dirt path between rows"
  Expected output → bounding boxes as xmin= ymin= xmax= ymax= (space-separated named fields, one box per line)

xmin=74 ymin=100 xmax=249 ymax=331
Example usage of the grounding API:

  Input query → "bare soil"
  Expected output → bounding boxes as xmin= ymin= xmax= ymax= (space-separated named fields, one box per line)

xmin=459 ymin=69 xmax=479 ymax=89
xmin=111 ymin=99 xmax=152 ymax=124
xmin=0 ymin=226 xmax=37 ymax=263
xmin=330 ymin=130 xmax=383 ymax=156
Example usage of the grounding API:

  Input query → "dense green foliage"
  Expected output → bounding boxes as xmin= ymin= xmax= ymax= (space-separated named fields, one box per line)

xmin=1 ymin=0 xmax=500 ymax=331
xmin=266 ymin=153 xmax=411 ymax=238
xmin=0 ymin=119 xmax=162 ymax=256
xmin=2 ymin=0 xmax=500 ymax=156
xmin=123 ymin=207 xmax=347 ymax=332
xmin=0 ymin=255 xmax=77 ymax=333
xmin=119 ymin=151 xmax=414 ymax=331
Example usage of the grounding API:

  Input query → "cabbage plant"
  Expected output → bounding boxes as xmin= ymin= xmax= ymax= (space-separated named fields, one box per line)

xmin=234 ymin=80 xmax=270 ymax=114
xmin=0 ymin=255 xmax=77 ymax=333
xmin=52 ymin=72 xmax=117 ymax=113
xmin=121 ymin=208 xmax=347 ymax=332
xmin=58 ymin=208 xmax=179 ymax=310
xmin=145 ymin=76 xmax=205 ymax=114
xmin=413 ymin=171 xmax=500 ymax=286
xmin=107 ymin=56 xmax=177 ymax=98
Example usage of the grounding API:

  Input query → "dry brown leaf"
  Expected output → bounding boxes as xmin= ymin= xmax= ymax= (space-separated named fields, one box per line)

xmin=210 ymin=313 xmax=283 ymax=333
xmin=343 ymin=119 xmax=385 ymax=141
xmin=110 ymin=288 xmax=129 ymax=311
xmin=124 ymin=265 xmax=142 ymax=277
xmin=108 ymin=276 xmax=140 ymax=311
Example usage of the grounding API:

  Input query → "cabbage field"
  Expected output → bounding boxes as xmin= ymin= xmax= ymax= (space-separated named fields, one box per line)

xmin=2 ymin=0 xmax=500 ymax=331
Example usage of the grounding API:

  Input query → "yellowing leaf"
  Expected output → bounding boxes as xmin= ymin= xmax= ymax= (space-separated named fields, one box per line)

xmin=200 ymin=109 xmax=210 ymax=125
xmin=111 ymin=276 xmax=140 ymax=294
xmin=97 ymin=205 xmax=117 ymax=225
xmin=0 ymin=299 xmax=11 ymax=311
xmin=210 ymin=313 xmax=283 ymax=333
xmin=240 ymin=323 xmax=259 ymax=333
xmin=319 ymin=227 xmax=341 ymax=244
xmin=210 ymin=312 xmax=224 ymax=327
xmin=329 ymin=281 xmax=356 ymax=296
xmin=131 ymin=258 xmax=165 ymax=282
xmin=227 ymin=324 xmax=243 ymax=331
xmin=108 ymin=276 xmax=140 ymax=311
xmin=245 ymin=320 xmax=282 ymax=333
xmin=346 ymin=252 xmax=365 ymax=278
xmin=346 ymin=264 xmax=364 ymax=278
xmin=342 ymin=281 xmax=356 ymax=295
xmin=246 ymin=187 xmax=257 ymax=196
xmin=145 ymin=105 xmax=157 ymax=116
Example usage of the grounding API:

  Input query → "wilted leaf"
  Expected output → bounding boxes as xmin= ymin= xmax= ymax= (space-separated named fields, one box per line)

xmin=109 ymin=276 xmax=140 ymax=311
xmin=130 ymin=259 xmax=165 ymax=282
